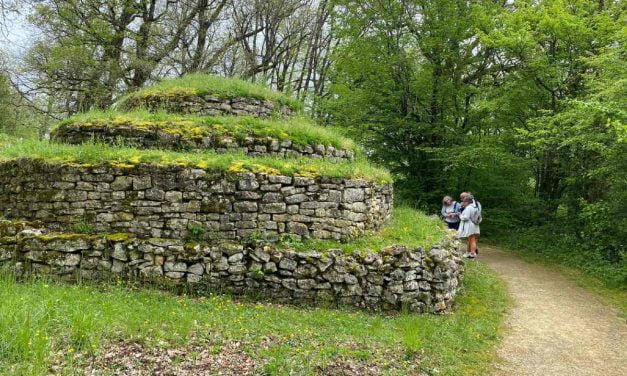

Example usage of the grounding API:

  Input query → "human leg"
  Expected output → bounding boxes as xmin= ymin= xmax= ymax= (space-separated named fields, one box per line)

xmin=468 ymin=234 xmax=477 ymax=256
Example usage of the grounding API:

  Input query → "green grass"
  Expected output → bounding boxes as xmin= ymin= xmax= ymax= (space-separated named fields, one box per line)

xmin=118 ymin=74 xmax=302 ymax=111
xmin=282 ymin=205 xmax=448 ymax=253
xmin=0 ymin=261 xmax=509 ymax=375
xmin=53 ymin=110 xmax=356 ymax=151
xmin=0 ymin=138 xmax=391 ymax=183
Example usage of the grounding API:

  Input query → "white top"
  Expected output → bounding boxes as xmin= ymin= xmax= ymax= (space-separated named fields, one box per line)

xmin=457 ymin=204 xmax=480 ymax=238
xmin=441 ymin=202 xmax=460 ymax=223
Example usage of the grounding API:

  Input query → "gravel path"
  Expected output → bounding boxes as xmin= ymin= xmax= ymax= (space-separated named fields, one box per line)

xmin=480 ymin=247 xmax=627 ymax=376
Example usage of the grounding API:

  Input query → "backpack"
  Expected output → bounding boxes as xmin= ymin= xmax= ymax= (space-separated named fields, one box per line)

xmin=453 ymin=201 xmax=461 ymax=214
xmin=470 ymin=200 xmax=482 ymax=225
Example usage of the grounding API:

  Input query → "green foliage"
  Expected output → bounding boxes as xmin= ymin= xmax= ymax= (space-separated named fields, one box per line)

xmin=54 ymin=110 xmax=356 ymax=151
xmin=0 ymin=262 xmax=509 ymax=375
xmin=326 ymin=0 xmax=625 ymax=281
xmin=326 ymin=0 xmax=505 ymax=200
xmin=72 ymin=222 xmax=94 ymax=235
xmin=185 ymin=223 xmax=207 ymax=242
xmin=245 ymin=230 xmax=266 ymax=247
xmin=119 ymin=74 xmax=303 ymax=112
xmin=282 ymin=205 xmax=446 ymax=253
xmin=0 ymin=138 xmax=392 ymax=184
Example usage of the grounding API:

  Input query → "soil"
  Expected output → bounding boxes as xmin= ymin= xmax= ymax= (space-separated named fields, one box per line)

xmin=480 ymin=247 xmax=627 ymax=376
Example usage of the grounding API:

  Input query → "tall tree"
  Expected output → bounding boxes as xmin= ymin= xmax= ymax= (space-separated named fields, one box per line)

xmin=22 ymin=0 xmax=213 ymax=113
xmin=325 ymin=0 xmax=504 ymax=200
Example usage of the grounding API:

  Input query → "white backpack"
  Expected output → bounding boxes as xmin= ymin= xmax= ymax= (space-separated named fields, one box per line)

xmin=470 ymin=201 xmax=482 ymax=225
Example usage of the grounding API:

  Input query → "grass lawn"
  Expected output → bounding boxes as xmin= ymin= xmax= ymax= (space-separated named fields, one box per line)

xmin=0 ymin=138 xmax=391 ymax=184
xmin=0 ymin=261 xmax=508 ymax=376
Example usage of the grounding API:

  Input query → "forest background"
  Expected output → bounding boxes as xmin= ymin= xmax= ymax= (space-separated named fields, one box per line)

xmin=0 ymin=0 xmax=624 ymax=287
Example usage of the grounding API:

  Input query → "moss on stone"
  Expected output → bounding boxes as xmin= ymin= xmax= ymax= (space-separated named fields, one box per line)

xmin=0 ymin=141 xmax=393 ymax=184
xmin=34 ymin=233 xmax=95 ymax=243
xmin=52 ymin=111 xmax=356 ymax=153
xmin=105 ymin=233 xmax=135 ymax=242
xmin=117 ymin=74 xmax=302 ymax=111
xmin=39 ymin=251 xmax=63 ymax=263
xmin=0 ymin=235 xmax=17 ymax=244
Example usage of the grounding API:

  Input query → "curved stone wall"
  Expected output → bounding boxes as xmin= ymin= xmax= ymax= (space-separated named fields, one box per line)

xmin=0 ymin=223 xmax=463 ymax=313
xmin=0 ymin=160 xmax=392 ymax=242
xmin=52 ymin=124 xmax=355 ymax=161
xmin=120 ymin=95 xmax=296 ymax=118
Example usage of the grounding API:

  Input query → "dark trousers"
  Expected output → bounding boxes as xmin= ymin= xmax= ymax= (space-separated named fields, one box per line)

xmin=446 ymin=221 xmax=460 ymax=230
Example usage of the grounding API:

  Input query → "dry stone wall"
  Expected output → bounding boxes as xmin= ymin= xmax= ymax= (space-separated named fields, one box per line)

xmin=52 ymin=125 xmax=355 ymax=161
xmin=121 ymin=95 xmax=295 ymax=118
xmin=0 ymin=159 xmax=392 ymax=242
xmin=0 ymin=222 xmax=464 ymax=313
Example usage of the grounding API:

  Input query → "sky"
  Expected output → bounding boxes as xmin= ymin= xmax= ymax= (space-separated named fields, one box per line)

xmin=1 ymin=6 xmax=36 ymax=62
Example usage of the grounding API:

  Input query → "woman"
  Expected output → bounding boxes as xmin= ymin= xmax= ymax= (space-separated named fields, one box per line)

xmin=440 ymin=196 xmax=461 ymax=230
xmin=457 ymin=195 xmax=480 ymax=258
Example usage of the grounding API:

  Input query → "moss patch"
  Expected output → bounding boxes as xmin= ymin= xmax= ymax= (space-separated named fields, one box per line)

xmin=105 ymin=233 xmax=136 ymax=242
xmin=0 ymin=139 xmax=392 ymax=184
xmin=53 ymin=111 xmax=356 ymax=152
xmin=117 ymin=74 xmax=302 ymax=111
xmin=34 ymin=233 xmax=96 ymax=243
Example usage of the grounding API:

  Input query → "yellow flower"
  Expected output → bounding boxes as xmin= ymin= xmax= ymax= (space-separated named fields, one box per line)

xmin=196 ymin=160 xmax=209 ymax=169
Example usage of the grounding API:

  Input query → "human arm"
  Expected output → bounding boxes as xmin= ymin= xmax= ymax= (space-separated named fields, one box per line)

xmin=459 ymin=206 xmax=474 ymax=221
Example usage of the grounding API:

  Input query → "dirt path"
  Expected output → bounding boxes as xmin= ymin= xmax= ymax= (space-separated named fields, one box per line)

xmin=480 ymin=247 xmax=627 ymax=376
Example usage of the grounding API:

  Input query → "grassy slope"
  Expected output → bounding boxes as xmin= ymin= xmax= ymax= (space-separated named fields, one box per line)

xmin=0 ymin=138 xmax=391 ymax=184
xmin=118 ymin=74 xmax=302 ymax=111
xmin=0 ymin=261 xmax=508 ymax=376
xmin=282 ymin=206 xmax=447 ymax=253
xmin=54 ymin=110 xmax=356 ymax=151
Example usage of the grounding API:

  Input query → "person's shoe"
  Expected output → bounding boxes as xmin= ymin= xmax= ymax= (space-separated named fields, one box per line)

xmin=464 ymin=253 xmax=475 ymax=259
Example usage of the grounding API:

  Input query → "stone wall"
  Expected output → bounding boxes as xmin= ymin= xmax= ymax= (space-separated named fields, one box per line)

xmin=0 ymin=160 xmax=392 ymax=242
xmin=120 ymin=95 xmax=295 ymax=118
xmin=52 ymin=125 xmax=355 ymax=161
xmin=0 ymin=223 xmax=463 ymax=313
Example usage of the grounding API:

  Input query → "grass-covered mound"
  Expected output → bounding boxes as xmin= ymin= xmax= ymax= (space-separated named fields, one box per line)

xmin=0 ymin=262 xmax=508 ymax=375
xmin=118 ymin=74 xmax=302 ymax=112
xmin=0 ymin=138 xmax=391 ymax=183
xmin=281 ymin=205 xmax=447 ymax=253
xmin=52 ymin=110 xmax=356 ymax=153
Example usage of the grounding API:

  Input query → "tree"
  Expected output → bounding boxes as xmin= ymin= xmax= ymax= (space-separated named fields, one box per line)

xmin=19 ymin=0 xmax=336 ymax=115
xmin=324 ymin=0 xmax=505 ymax=201
xmin=22 ymin=0 xmax=219 ymax=113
